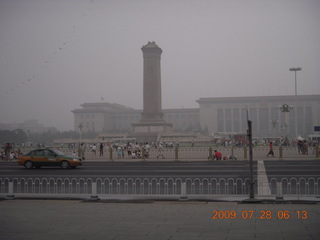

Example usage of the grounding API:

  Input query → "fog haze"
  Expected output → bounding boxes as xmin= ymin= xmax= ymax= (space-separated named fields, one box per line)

xmin=1 ymin=0 xmax=319 ymax=131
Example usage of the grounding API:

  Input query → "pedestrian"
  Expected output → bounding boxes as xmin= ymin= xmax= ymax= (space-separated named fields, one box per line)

xmin=267 ymin=141 xmax=274 ymax=157
xmin=127 ymin=144 xmax=132 ymax=157
xmin=117 ymin=147 xmax=122 ymax=158
xmin=157 ymin=142 xmax=165 ymax=159
xmin=92 ymin=144 xmax=97 ymax=157
xmin=80 ymin=143 xmax=86 ymax=160
xmin=213 ymin=150 xmax=222 ymax=161
xmin=298 ymin=140 xmax=303 ymax=154
xmin=10 ymin=152 xmax=15 ymax=160
xmin=302 ymin=140 xmax=308 ymax=155
xmin=99 ymin=143 xmax=104 ymax=157
xmin=121 ymin=146 xmax=125 ymax=158
xmin=144 ymin=142 xmax=150 ymax=158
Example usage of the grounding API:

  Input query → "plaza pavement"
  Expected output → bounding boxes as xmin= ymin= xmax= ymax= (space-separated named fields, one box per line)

xmin=0 ymin=199 xmax=319 ymax=240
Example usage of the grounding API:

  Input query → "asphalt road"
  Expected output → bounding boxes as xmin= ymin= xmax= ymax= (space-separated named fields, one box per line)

xmin=264 ymin=160 xmax=320 ymax=179
xmin=1 ymin=160 xmax=319 ymax=179
xmin=0 ymin=161 xmax=251 ymax=176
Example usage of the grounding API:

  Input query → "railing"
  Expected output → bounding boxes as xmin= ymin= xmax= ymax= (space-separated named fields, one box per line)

xmin=269 ymin=177 xmax=320 ymax=195
xmin=1 ymin=177 xmax=319 ymax=200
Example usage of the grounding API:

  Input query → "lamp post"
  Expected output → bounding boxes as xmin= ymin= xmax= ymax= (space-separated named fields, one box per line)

xmin=289 ymin=67 xmax=302 ymax=138
xmin=289 ymin=67 xmax=302 ymax=96
xmin=78 ymin=123 xmax=83 ymax=142
xmin=270 ymin=119 xmax=278 ymax=141
xmin=78 ymin=123 xmax=83 ymax=159
xmin=279 ymin=104 xmax=293 ymax=138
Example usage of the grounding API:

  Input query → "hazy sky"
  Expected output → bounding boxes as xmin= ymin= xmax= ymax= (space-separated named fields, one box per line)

xmin=1 ymin=0 xmax=319 ymax=131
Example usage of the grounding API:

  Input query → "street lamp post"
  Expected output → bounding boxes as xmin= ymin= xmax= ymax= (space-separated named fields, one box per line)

xmin=279 ymin=104 xmax=293 ymax=138
xmin=289 ymin=67 xmax=302 ymax=138
xmin=289 ymin=67 xmax=302 ymax=96
xmin=270 ymin=119 xmax=278 ymax=141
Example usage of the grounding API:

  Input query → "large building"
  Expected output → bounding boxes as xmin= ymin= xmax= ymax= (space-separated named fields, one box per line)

xmin=72 ymin=102 xmax=200 ymax=134
xmin=197 ymin=95 xmax=320 ymax=139
xmin=72 ymin=94 xmax=320 ymax=139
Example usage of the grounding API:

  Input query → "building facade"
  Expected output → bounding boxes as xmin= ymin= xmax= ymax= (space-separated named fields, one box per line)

xmin=72 ymin=95 xmax=320 ymax=139
xmin=197 ymin=95 xmax=320 ymax=139
xmin=72 ymin=102 xmax=199 ymax=134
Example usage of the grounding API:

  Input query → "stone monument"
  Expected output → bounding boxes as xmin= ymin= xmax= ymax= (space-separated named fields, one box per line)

xmin=131 ymin=41 xmax=172 ymax=142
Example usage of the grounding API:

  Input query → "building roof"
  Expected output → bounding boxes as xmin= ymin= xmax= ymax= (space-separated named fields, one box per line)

xmin=72 ymin=102 xmax=136 ymax=114
xmin=196 ymin=95 xmax=320 ymax=104
xmin=72 ymin=102 xmax=199 ymax=114
xmin=81 ymin=102 xmax=134 ymax=110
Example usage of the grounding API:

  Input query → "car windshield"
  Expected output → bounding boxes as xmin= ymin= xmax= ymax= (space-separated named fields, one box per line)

xmin=50 ymin=149 xmax=65 ymax=156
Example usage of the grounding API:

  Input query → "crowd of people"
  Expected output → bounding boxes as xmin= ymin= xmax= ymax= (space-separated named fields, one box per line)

xmin=0 ymin=143 xmax=21 ymax=161
xmin=72 ymin=141 xmax=163 ymax=160
xmin=1 ymin=137 xmax=319 ymax=161
xmin=297 ymin=140 xmax=309 ymax=155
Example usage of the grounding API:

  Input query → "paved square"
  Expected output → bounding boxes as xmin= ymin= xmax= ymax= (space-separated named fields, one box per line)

xmin=0 ymin=200 xmax=319 ymax=240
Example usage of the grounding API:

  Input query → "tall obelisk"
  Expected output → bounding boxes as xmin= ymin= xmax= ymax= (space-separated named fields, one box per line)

xmin=131 ymin=41 xmax=172 ymax=141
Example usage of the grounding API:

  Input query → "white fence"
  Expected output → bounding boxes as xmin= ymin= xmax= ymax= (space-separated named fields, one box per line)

xmin=1 ymin=177 xmax=319 ymax=200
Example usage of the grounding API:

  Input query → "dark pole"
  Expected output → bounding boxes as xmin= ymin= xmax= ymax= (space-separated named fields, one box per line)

xmin=247 ymin=120 xmax=254 ymax=199
xmin=289 ymin=67 xmax=301 ymax=96
xmin=289 ymin=67 xmax=302 ymax=137
xmin=294 ymin=71 xmax=297 ymax=96
xmin=242 ymin=110 xmax=260 ymax=203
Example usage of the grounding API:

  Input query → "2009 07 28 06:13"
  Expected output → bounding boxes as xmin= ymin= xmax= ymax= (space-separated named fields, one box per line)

xmin=211 ymin=210 xmax=308 ymax=220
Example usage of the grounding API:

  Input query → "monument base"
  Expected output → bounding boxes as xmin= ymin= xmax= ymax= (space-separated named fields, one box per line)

xmin=130 ymin=122 xmax=173 ymax=142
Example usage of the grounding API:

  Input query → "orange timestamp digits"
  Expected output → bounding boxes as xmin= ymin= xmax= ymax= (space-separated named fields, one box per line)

xmin=212 ymin=210 xmax=308 ymax=220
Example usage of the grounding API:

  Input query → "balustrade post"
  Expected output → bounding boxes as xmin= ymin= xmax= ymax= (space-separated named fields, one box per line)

xmin=179 ymin=182 xmax=187 ymax=201
xmin=6 ymin=181 xmax=15 ymax=200
xmin=109 ymin=147 xmax=113 ymax=161
xmin=279 ymin=145 xmax=283 ymax=159
xmin=276 ymin=182 xmax=283 ymax=200
xmin=89 ymin=181 xmax=100 ymax=201
xmin=175 ymin=147 xmax=179 ymax=161
xmin=208 ymin=147 xmax=213 ymax=160
xmin=244 ymin=146 xmax=247 ymax=160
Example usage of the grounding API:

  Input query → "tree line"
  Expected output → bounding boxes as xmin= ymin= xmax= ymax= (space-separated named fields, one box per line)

xmin=0 ymin=129 xmax=97 ymax=146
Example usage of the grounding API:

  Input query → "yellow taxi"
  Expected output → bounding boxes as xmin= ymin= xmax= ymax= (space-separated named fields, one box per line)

xmin=18 ymin=148 xmax=82 ymax=169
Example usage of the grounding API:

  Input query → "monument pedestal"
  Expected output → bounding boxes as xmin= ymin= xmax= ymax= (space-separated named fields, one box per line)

xmin=131 ymin=122 xmax=172 ymax=142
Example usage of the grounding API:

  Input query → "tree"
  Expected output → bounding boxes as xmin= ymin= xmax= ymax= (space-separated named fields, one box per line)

xmin=0 ymin=129 xmax=28 ymax=145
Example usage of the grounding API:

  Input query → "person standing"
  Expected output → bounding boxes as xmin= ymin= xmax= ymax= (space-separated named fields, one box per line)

xmin=92 ymin=144 xmax=97 ymax=158
xmin=157 ymin=142 xmax=165 ymax=159
xmin=144 ymin=142 xmax=150 ymax=158
xmin=99 ymin=143 xmax=104 ymax=157
xmin=127 ymin=144 xmax=132 ymax=157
